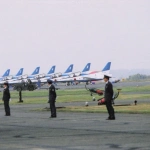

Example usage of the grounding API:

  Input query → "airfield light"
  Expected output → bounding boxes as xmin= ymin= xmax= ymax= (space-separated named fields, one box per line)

xmin=134 ymin=100 xmax=137 ymax=105
xmin=92 ymin=97 xmax=96 ymax=101
xmin=85 ymin=102 xmax=89 ymax=107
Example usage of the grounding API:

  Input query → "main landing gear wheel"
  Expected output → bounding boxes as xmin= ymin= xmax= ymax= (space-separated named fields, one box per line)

xmin=18 ymin=91 xmax=23 ymax=103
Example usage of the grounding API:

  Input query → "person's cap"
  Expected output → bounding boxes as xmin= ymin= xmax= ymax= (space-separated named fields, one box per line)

xmin=47 ymin=79 xmax=53 ymax=84
xmin=3 ymin=82 xmax=9 ymax=86
xmin=103 ymin=75 xmax=111 ymax=79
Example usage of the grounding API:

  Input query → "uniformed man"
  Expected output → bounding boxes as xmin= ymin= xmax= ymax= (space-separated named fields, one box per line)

xmin=104 ymin=75 xmax=115 ymax=120
xmin=47 ymin=79 xmax=57 ymax=118
xmin=2 ymin=82 xmax=11 ymax=116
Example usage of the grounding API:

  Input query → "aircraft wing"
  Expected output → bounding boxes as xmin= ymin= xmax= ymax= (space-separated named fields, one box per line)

xmin=82 ymin=77 xmax=101 ymax=81
xmin=81 ymin=75 xmax=112 ymax=81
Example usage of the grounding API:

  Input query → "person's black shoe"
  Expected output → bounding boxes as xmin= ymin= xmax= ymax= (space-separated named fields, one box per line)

xmin=110 ymin=118 xmax=115 ymax=120
xmin=106 ymin=117 xmax=115 ymax=120
xmin=50 ymin=116 xmax=57 ymax=118
xmin=106 ymin=117 xmax=111 ymax=120
xmin=5 ymin=114 xmax=10 ymax=116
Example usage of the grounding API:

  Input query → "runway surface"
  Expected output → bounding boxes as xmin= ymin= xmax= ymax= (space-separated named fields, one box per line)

xmin=0 ymin=81 xmax=150 ymax=150
xmin=0 ymin=103 xmax=150 ymax=150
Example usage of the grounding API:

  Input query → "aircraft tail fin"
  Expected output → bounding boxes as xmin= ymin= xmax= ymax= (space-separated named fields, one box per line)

xmin=31 ymin=67 xmax=40 ymax=75
xmin=2 ymin=69 xmax=10 ymax=77
xmin=64 ymin=64 xmax=73 ymax=73
xmin=48 ymin=66 xmax=56 ymax=74
xmin=82 ymin=63 xmax=91 ymax=72
xmin=16 ymin=68 xmax=24 ymax=76
xmin=102 ymin=62 xmax=111 ymax=72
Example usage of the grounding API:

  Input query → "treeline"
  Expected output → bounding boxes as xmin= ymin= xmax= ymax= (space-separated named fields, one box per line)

xmin=127 ymin=74 xmax=150 ymax=81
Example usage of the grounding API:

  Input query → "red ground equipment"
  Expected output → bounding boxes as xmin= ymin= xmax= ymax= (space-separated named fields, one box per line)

xmin=85 ymin=85 xmax=121 ymax=105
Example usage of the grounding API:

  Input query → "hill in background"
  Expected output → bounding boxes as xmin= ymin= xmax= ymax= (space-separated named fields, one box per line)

xmin=111 ymin=69 xmax=150 ymax=79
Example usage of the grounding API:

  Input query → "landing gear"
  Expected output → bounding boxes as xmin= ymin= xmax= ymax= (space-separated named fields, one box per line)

xmin=66 ymin=82 xmax=70 ymax=86
xmin=18 ymin=90 xmax=23 ymax=103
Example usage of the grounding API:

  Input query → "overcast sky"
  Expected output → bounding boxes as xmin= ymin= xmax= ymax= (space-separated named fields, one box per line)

xmin=0 ymin=0 xmax=150 ymax=75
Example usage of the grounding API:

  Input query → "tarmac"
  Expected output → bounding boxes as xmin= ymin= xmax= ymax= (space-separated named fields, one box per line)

xmin=0 ymin=81 xmax=150 ymax=150
xmin=0 ymin=103 xmax=150 ymax=150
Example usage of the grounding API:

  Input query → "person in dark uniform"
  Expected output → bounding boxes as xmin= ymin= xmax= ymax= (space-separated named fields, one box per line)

xmin=104 ymin=75 xmax=115 ymax=120
xmin=47 ymin=79 xmax=57 ymax=118
xmin=2 ymin=82 xmax=11 ymax=116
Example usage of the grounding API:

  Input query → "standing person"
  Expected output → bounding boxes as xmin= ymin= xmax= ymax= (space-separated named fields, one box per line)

xmin=104 ymin=75 xmax=115 ymax=120
xmin=2 ymin=82 xmax=11 ymax=116
xmin=47 ymin=79 xmax=57 ymax=118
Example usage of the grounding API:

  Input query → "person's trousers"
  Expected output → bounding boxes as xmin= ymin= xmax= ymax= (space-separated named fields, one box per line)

xmin=105 ymin=100 xmax=115 ymax=118
xmin=4 ymin=100 xmax=10 ymax=115
xmin=50 ymin=99 xmax=56 ymax=117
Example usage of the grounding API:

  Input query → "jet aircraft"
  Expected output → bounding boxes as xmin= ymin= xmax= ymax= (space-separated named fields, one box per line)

xmin=53 ymin=63 xmax=91 ymax=85
xmin=39 ymin=64 xmax=74 ymax=83
xmin=10 ymin=68 xmax=24 ymax=80
xmin=56 ymin=62 xmax=111 ymax=85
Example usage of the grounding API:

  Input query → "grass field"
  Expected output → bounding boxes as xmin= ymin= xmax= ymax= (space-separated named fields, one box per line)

xmin=0 ymin=85 xmax=150 ymax=103
xmin=0 ymin=86 xmax=150 ymax=104
xmin=0 ymin=85 xmax=150 ymax=113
